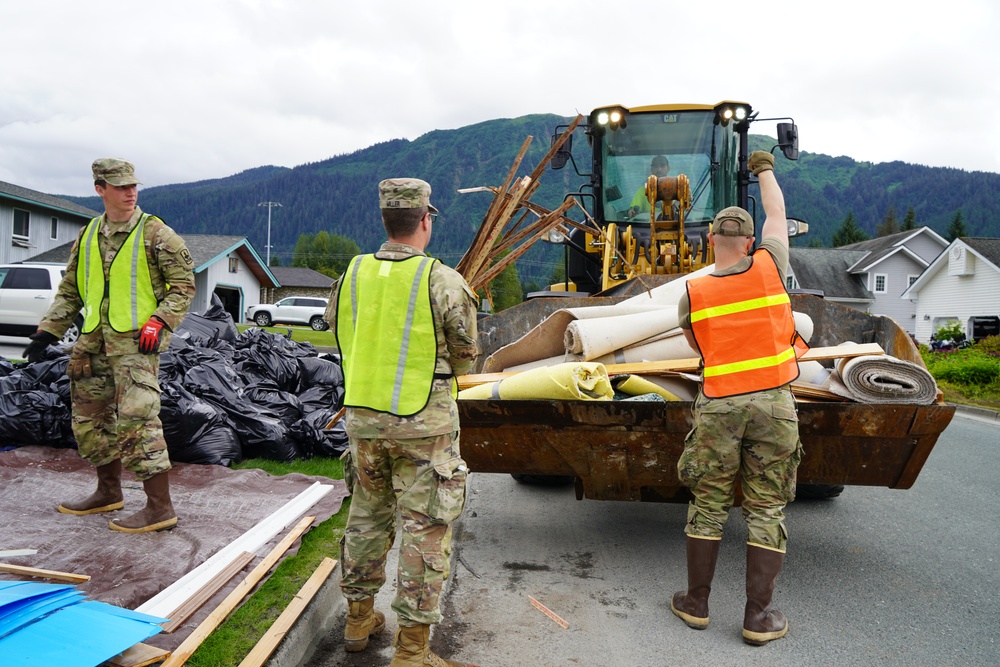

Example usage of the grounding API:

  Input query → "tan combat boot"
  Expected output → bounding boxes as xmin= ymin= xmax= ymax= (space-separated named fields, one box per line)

xmin=109 ymin=471 xmax=178 ymax=533
xmin=57 ymin=460 xmax=124 ymax=515
xmin=390 ymin=624 xmax=471 ymax=667
xmin=671 ymin=535 xmax=721 ymax=629
xmin=742 ymin=544 xmax=789 ymax=645
xmin=344 ymin=597 xmax=385 ymax=652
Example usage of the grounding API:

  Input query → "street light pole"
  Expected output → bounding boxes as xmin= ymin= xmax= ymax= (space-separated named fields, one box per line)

xmin=257 ymin=201 xmax=282 ymax=266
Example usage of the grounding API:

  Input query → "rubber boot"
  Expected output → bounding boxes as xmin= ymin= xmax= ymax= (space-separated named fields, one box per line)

xmin=109 ymin=471 xmax=178 ymax=533
xmin=742 ymin=544 xmax=789 ymax=645
xmin=57 ymin=460 xmax=124 ymax=515
xmin=390 ymin=624 xmax=470 ymax=667
xmin=670 ymin=536 xmax=721 ymax=629
xmin=344 ymin=597 xmax=385 ymax=652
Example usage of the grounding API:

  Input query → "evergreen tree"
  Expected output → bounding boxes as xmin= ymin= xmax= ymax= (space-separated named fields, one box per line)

xmin=831 ymin=212 xmax=869 ymax=247
xmin=291 ymin=231 xmax=360 ymax=278
xmin=876 ymin=206 xmax=900 ymax=237
xmin=901 ymin=207 xmax=917 ymax=231
xmin=486 ymin=252 xmax=523 ymax=312
xmin=806 ymin=236 xmax=825 ymax=248
xmin=946 ymin=209 xmax=968 ymax=241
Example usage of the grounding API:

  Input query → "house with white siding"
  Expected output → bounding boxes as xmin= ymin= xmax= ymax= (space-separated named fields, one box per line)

xmin=838 ymin=227 xmax=949 ymax=335
xmin=0 ymin=181 xmax=97 ymax=264
xmin=902 ymin=237 xmax=1000 ymax=343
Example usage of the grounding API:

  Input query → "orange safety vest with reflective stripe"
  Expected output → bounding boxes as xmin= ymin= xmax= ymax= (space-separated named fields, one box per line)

xmin=686 ymin=248 xmax=807 ymax=398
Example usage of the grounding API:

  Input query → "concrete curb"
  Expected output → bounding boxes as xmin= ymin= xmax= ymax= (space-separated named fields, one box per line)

xmin=265 ymin=564 xmax=346 ymax=667
xmin=951 ymin=403 xmax=1000 ymax=425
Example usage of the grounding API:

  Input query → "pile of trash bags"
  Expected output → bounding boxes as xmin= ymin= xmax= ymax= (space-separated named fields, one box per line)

xmin=0 ymin=297 xmax=348 ymax=466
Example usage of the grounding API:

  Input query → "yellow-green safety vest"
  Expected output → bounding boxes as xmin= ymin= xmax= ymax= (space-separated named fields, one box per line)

xmin=335 ymin=254 xmax=440 ymax=416
xmin=77 ymin=214 xmax=159 ymax=334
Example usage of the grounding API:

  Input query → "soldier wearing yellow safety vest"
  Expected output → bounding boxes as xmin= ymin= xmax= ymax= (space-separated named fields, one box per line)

xmin=672 ymin=150 xmax=806 ymax=646
xmin=326 ymin=178 xmax=479 ymax=667
xmin=24 ymin=158 xmax=195 ymax=534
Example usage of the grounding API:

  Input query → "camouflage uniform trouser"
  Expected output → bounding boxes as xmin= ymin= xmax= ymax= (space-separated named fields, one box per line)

xmin=70 ymin=351 xmax=171 ymax=481
xmin=678 ymin=386 xmax=803 ymax=552
xmin=340 ymin=431 xmax=467 ymax=626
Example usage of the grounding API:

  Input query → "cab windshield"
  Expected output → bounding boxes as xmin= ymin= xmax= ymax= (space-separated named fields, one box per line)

xmin=594 ymin=110 xmax=739 ymax=226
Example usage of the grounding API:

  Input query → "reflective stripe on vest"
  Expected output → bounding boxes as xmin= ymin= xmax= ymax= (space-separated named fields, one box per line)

xmin=687 ymin=249 xmax=803 ymax=398
xmin=76 ymin=214 xmax=158 ymax=334
xmin=335 ymin=254 xmax=438 ymax=416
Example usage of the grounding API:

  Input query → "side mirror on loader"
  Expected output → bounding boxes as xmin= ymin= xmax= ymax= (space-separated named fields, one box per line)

xmin=551 ymin=132 xmax=573 ymax=170
xmin=776 ymin=123 xmax=799 ymax=161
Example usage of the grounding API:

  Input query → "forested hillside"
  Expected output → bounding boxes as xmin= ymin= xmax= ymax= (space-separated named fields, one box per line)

xmin=65 ymin=113 xmax=1000 ymax=287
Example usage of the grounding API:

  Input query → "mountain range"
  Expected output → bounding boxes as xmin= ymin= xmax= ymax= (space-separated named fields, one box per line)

xmin=63 ymin=113 xmax=1000 ymax=288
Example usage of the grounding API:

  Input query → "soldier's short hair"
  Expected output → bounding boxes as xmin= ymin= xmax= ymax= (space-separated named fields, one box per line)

xmin=383 ymin=206 xmax=427 ymax=238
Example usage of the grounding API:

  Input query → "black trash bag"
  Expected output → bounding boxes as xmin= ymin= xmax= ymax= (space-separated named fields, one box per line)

xmin=232 ymin=329 xmax=309 ymax=392
xmin=245 ymin=382 xmax=304 ymax=425
xmin=0 ymin=357 xmax=15 ymax=377
xmin=288 ymin=408 xmax=350 ymax=458
xmin=0 ymin=389 xmax=74 ymax=447
xmin=14 ymin=356 xmax=70 ymax=391
xmin=224 ymin=407 xmax=297 ymax=461
xmin=161 ymin=383 xmax=242 ymax=466
xmin=171 ymin=292 xmax=239 ymax=349
xmin=297 ymin=355 xmax=344 ymax=392
xmin=297 ymin=384 xmax=341 ymax=414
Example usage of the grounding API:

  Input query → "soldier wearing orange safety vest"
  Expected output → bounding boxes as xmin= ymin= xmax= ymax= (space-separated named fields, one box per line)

xmin=672 ymin=150 xmax=805 ymax=646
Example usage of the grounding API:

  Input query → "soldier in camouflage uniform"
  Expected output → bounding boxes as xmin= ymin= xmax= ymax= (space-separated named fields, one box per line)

xmin=671 ymin=151 xmax=804 ymax=645
xmin=24 ymin=158 xmax=195 ymax=534
xmin=326 ymin=178 xmax=478 ymax=667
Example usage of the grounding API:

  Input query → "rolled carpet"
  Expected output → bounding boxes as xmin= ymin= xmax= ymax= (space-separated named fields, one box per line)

xmin=828 ymin=354 xmax=938 ymax=405
xmin=458 ymin=362 xmax=614 ymax=401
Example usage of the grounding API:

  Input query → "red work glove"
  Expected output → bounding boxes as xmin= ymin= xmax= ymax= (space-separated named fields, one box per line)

xmin=135 ymin=317 xmax=166 ymax=354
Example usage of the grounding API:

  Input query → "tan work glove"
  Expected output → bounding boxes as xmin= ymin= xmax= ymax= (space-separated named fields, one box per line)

xmin=66 ymin=347 xmax=92 ymax=381
xmin=748 ymin=150 xmax=775 ymax=175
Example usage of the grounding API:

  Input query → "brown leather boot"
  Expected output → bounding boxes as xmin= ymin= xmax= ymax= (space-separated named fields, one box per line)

xmin=671 ymin=536 xmax=721 ymax=629
xmin=109 ymin=471 xmax=178 ymax=533
xmin=57 ymin=460 xmax=124 ymax=515
xmin=742 ymin=544 xmax=789 ymax=645
xmin=390 ymin=623 xmax=470 ymax=667
xmin=344 ymin=597 xmax=385 ymax=652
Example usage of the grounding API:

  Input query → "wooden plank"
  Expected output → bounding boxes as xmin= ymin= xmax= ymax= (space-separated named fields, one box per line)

xmin=236 ymin=557 xmax=338 ymax=667
xmin=0 ymin=563 xmax=89 ymax=583
xmin=161 ymin=550 xmax=256 ymax=633
xmin=528 ymin=596 xmax=569 ymax=629
xmin=159 ymin=516 xmax=316 ymax=667
xmin=457 ymin=344 xmax=885 ymax=390
xmin=324 ymin=406 xmax=347 ymax=430
xmin=106 ymin=643 xmax=171 ymax=667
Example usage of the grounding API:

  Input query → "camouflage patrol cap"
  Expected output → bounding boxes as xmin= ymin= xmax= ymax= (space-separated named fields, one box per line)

xmin=92 ymin=158 xmax=142 ymax=186
xmin=378 ymin=178 xmax=438 ymax=213
xmin=712 ymin=206 xmax=754 ymax=236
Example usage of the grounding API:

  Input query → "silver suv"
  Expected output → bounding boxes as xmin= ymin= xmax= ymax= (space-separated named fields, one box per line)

xmin=246 ymin=296 xmax=330 ymax=330
xmin=0 ymin=263 xmax=82 ymax=343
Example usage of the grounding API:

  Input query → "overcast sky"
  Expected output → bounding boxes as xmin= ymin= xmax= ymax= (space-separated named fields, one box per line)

xmin=2 ymin=0 xmax=996 ymax=197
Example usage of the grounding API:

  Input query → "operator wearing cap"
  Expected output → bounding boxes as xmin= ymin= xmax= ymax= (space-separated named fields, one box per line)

xmin=627 ymin=155 xmax=670 ymax=218
xmin=326 ymin=178 xmax=478 ymax=666
xmin=23 ymin=158 xmax=195 ymax=534
xmin=670 ymin=151 xmax=806 ymax=645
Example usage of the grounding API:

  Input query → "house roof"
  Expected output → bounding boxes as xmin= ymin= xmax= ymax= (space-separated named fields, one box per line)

xmin=788 ymin=248 xmax=874 ymax=301
xmin=267 ymin=266 xmax=335 ymax=289
xmin=901 ymin=237 xmax=1000 ymax=298
xmin=0 ymin=180 xmax=99 ymax=219
xmin=840 ymin=227 xmax=947 ymax=273
xmin=24 ymin=233 xmax=279 ymax=288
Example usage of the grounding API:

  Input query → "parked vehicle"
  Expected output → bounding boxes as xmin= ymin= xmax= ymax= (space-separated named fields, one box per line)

xmin=0 ymin=263 xmax=82 ymax=344
xmin=245 ymin=296 xmax=329 ymax=330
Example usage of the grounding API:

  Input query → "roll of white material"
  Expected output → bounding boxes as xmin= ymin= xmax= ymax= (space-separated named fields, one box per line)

xmin=564 ymin=307 xmax=680 ymax=360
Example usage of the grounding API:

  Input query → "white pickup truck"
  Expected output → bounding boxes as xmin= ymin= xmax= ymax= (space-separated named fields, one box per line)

xmin=0 ymin=263 xmax=81 ymax=344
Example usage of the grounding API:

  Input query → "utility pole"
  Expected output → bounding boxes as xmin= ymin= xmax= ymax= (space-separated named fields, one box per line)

xmin=257 ymin=201 xmax=282 ymax=266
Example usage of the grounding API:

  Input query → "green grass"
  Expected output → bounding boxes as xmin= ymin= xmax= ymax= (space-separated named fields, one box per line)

xmin=921 ymin=343 xmax=1000 ymax=410
xmin=186 ymin=456 xmax=349 ymax=667
xmin=236 ymin=324 xmax=339 ymax=351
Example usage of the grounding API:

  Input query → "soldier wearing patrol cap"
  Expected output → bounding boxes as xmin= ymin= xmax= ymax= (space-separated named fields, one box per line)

xmin=671 ymin=151 xmax=807 ymax=645
xmin=24 ymin=158 xmax=195 ymax=534
xmin=325 ymin=177 xmax=478 ymax=666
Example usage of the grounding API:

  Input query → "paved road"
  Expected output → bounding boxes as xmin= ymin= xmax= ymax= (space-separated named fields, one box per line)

xmin=0 ymin=334 xmax=29 ymax=361
xmin=305 ymin=414 xmax=998 ymax=667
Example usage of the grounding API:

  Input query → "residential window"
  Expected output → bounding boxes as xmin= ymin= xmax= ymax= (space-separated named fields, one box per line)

xmin=786 ymin=275 xmax=798 ymax=290
xmin=874 ymin=274 xmax=887 ymax=293
xmin=50 ymin=217 xmax=58 ymax=240
xmin=228 ymin=257 xmax=239 ymax=273
xmin=13 ymin=209 xmax=29 ymax=238
xmin=907 ymin=274 xmax=919 ymax=288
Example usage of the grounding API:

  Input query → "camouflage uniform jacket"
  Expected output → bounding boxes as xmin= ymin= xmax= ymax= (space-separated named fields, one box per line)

xmin=325 ymin=242 xmax=479 ymax=439
xmin=39 ymin=206 xmax=196 ymax=356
